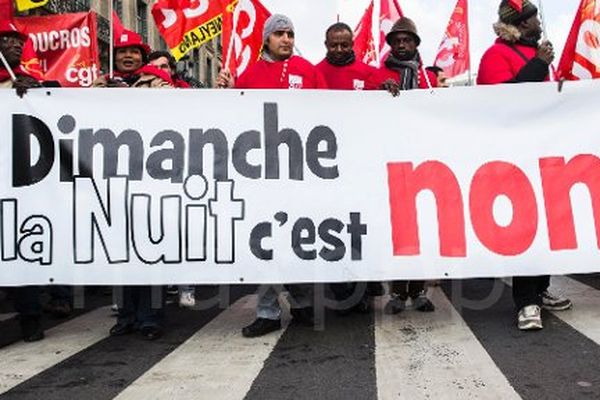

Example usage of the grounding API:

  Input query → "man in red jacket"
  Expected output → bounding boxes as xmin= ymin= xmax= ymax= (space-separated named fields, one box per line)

xmin=376 ymin=17 xmax=437 ymax=92
xmin=477 ymin=0 xmax=554 ymax=85
xmin=217 ymin=14 xmax=324 ymax=338
xmin=316 ymin=22 xmax=378 ymax=90
xmin=478 ymin=0 xmax=572 ymax=331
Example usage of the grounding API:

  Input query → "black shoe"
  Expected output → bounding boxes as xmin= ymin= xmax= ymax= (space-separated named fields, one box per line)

xmin=140 ymin=326 xmax=163 ymax=341
xmin=242 ymin=318 xmax=281 ymax=338
xmin=290 ymin=307 xmax=314 ymax=327
xmin=109 ymin=323 xmax=135 ymax=336
xmin=20 ymin=316 xmax=44 ymax=342
xmin=413 ymin=295 xmax=435 ymax=312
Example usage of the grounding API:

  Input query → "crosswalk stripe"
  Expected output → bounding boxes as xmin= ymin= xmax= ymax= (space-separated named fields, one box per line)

xmin=374 ymin=287 xmax=521 ymax=400
xmin=114 ymin=295 xmax=287 ymax=400
xmin=0 ymin=306 xmax=112 ymax=395
xmin=542 ymin=276 xmax=600 ymax=344
xmin=0 ymin=313 xmax=16 ymax=322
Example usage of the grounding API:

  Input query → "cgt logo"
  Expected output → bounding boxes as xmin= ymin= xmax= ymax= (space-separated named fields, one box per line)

xmin=65 ymin=64 xmax=98 ymax=87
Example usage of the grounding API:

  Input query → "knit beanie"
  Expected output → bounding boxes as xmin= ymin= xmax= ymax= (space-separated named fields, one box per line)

xmin=262 ymin=14 xmax=294 ymax=44
xmin=498 ymin=0 xmax=538 ymax=25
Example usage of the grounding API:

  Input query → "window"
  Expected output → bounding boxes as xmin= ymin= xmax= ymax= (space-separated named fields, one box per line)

xmin=72 ymin=0 xmax=90 ymax=11
xmin=206 ymin=56 xmax=213 ymax=88
xmin=113 ymin=0 xmax=122 ymax=19
xmin=137 ymin=0 xmax=148 ymax=43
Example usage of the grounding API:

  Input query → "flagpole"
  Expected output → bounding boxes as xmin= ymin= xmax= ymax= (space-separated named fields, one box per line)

xmin=467 ymin=0 xmax=473 ymax=85
xmin=0 ymin=50 xmax=17 ymax=81
xmin=537 ymin=0 xmax=556 ymax=81
xmin=109 ymin=0 xmax=114 ymax=79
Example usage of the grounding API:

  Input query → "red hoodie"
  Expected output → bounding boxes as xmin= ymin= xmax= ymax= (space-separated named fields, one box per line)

xmin=316 ymin=59 xmax=379 ymax=90
xmin=235 ymin=55 xmax=328 ymax=89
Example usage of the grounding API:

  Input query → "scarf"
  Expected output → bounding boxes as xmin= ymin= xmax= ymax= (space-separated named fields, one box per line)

xmin=326 ymin=50 xmax=356 ymax=67
xmin=384 ymin=52 xmax=421 ymax=90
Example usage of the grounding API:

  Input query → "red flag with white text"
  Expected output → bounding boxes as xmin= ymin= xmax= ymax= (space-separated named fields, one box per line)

xmin=14 ymin=12 xmax=100 ymax=87
xmin=433 ymin=0 xmax=470 ymax=79
xmin=152 ymin=0 xmax=234 ymax=60
xmin=353 ymin=0 xmax=376 ymax=65
xmin=378 ymin=0 xmax=404 ymax=64
xmin=221 ymin=0 xmax=271 ymax=78
xmin=557 ymin=0 xmax=600 ymax=80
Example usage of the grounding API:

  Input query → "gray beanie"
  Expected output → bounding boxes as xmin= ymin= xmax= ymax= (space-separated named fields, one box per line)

xmin=262 ymin=14 xmax=294 ymax=44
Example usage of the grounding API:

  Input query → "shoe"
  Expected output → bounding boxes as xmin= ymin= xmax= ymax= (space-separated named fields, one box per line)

xmin=412 ymin=294 xmax=435 ymax=312
xmin=140 ymin=326 xmax=163 ymax=341
xmin=384 ymin=295 xmax=405 ymax=315
xmin=517 ymin=305 xmax=543 ymax=330
xmin=290 ymin=307 xmax=315 ymax=327
xmin=242 ymin=318 xmax=281 ymax=338
xmin=179 ymin=290 xmax=196 ymax=308
xmin=20 ymin=316 xmax=44 ymax=342
xmin=542 ymin=290 xmax=572 ymax=311
xmin=109 ymin=323 xmax=135 ymax=336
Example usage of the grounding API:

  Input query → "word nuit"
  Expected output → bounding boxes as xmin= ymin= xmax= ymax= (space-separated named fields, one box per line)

xmin=12 ymin=103 xmax=339 ymax=188
xmin=387 ymin=156 xmax=600 ymax=257
xmin=0 ymin=176 xmax=245 ymax=265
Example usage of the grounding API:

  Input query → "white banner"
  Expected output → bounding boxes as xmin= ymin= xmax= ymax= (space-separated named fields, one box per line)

xmin=2 ymin=81 xmax=600 ymax=285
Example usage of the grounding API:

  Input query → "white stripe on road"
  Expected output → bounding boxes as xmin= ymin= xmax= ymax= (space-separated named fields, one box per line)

xmin=0 ymin=306 xmax=113 ymax=394
xmin=546 ymin=276 xmax=600 ymax=344
xmin=0 ymin=313 xmax=17 ymax=322
xmin=115 ymin=295 xmax=288 ymax=400
xmin=374 ymin=287 xmax=521 ymax=400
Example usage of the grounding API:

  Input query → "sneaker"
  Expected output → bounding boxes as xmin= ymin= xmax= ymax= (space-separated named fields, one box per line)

xmin=384 ymin=295 xmax=405 ymax=315
xmin=542 ymin=290 xmax=572 ymax=311
xmin=290 ymin=307 xmax=315 ymax=327
xmin=179 ymin=290 xmax=196 ymax=308
xmin=140 ymin=326 xmax=163 ymax=341
xmin=517 ymin=305 xmax=543 ymax=330
xmin=242 ymin=318 xmax=281 ymax=338
xmin=109 ymin=322 xmax=135 ymax=336
xmin=412 ymin=294 xmax=435 ymax=312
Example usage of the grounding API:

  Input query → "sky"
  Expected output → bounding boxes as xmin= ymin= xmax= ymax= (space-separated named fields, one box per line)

xmin=260 ymin=0 xmax=581 ymax=71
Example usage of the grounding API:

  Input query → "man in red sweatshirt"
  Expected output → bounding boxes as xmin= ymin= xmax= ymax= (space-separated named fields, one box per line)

xmin=316 ymin=22 xmax=378 ymax=90
xmin=478 ymin=0 xmax=572 ymax=331
xmin=217 ymin=14 xmax=325 ymax=338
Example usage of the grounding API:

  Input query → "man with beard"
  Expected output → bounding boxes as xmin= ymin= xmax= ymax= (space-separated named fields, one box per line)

xmin=478 ymin=0 xmax=572 ymax=331
xmin=217 ymin=14 xmax=326 ymax=338
xmin=375 ymin=16 xmax=437 ymax=316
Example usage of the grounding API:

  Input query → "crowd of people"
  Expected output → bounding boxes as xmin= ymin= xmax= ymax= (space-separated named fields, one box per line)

xmin=1 ymin=0 xmax=573 ymax=344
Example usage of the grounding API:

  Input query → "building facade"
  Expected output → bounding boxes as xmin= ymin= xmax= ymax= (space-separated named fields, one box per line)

xmin=18 ymin=0 xmax=221 ymax=87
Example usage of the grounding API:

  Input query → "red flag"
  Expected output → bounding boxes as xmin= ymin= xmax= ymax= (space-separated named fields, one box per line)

xmin=557 ymin=0 xmax=600 ymax=80
xmin=353 ymin=0 xmax=376 ymax=65
xmin=112 ymin=10 xmax=125 ymax=39
xmin=14 ymin=12 xmax=100 ymax=86
xmin=152 ymin=0 xmax=230 ymax=60
xmin=508 ymin=0 xmax=523 ymax=12
xmin=433 ymin=0 xmax=470 ymax=79
xmin=221 ymin=0 xmax=271 ymax=78
xmin=378 ymin=0 xmax=404 ymax=64
xmin=0 ymin=0 xmax=13 ymax=20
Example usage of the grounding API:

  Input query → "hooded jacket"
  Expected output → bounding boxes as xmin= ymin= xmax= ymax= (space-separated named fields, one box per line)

xmin=477 ymin=21 xmax=550 ymax=85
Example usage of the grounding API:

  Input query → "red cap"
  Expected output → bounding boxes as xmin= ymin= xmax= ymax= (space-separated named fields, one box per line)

xmin=114 ymin=30 xmax=151 ymax=56
xmin=0 ymin=20 xmax=27 ymax=41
